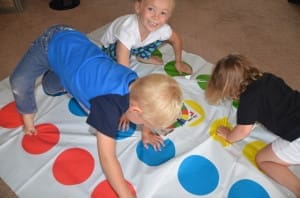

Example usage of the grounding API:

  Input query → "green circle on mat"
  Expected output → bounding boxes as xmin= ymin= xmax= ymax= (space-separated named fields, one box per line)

xmin=164 ymin=61 xmax=192 ymax=77
xmin=196 ymin=74 xmax=211 ymax=90
xmin=232 ymin=100 xmax=239 ymax=108
xmin=151 ymin=49 xmax=163 ymax=58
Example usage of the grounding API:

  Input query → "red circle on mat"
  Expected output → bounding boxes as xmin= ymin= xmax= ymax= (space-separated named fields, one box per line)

xmin=22 ymin=123 xmax=60 ymax=154
xmin=91 ymin=180 xmax=136 ymax=198
xmin=0 ymin=102 xmax=23 ymax=128
xmin=53 ymin=148 xmax=94 ymax=185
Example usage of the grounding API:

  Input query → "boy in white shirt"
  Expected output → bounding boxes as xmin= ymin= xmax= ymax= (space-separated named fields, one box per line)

xmin=100 ymin=0 xmax=192 ymax=74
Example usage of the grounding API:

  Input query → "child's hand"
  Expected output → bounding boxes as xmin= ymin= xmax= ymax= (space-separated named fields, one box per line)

xmin=118 ymin=114 xmax=130 ymax=131
xmin=216 ymin=126 xmax=230 ymax=140
xmin=142 ymin=128 xmax=165 ymax=151
xmin=175 ymin=61 xmax=193 ymax=75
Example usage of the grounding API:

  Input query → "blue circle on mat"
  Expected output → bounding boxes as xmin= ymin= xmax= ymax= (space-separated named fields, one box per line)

xmin=116 ymin=123 xmax=136 ymax=140
xmin=228 ymin=179 xmax=270 ymax=198
xmin=178 ymin=155 xmax=219 ymax=195
xmin=68 ymin=98 xmax=87 ymax=117
xmin=136 ymin=139 xmax=175 ymax=166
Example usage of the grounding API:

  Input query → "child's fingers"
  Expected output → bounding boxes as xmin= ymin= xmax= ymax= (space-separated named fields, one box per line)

xmin=216 ymin=128 xmax=227 ymax=139
xmin=142 ymin=134 xmax=165 ymax=151
xmin=177 ymin=64 xmax=192 ymax=75
xmin=156 ymin=136 xmax=165 ymax=147
xmin=152 ymin=137 xmax=165 ymax=151
xmin=143 ymin=143 xmax=149 ymax=149
xmin=118 ymin=120 xmax=129 ymax=131
xmin=183 ymin=65 xmax=192 ymax=74
xmin=121 ymin=122 xmax=129 ymax=131
xmin=149 ymin=141 xmax=161 ymax=151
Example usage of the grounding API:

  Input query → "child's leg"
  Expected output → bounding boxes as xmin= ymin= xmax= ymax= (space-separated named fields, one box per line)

xmin=10 ymin=25 xmax=73 ymax=112
xmin=136 ymin=56 xmax=163 ymax=65
xmin=131 ymin=40 xmax=163 ymax=65
xmin=9 ymin=44 xmax=49 ymax=134
xmin=255 ymin=142 xmax=300 ymax=197
xmin=9 ymin=44 xmax=49 ymax=115
xmin=9 ymin=26 xmax=64 ymax=133
xmin=42 ymin=70 xmax=66 ymax=96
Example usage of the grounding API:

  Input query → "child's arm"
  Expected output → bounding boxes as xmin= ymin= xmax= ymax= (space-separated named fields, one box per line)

xmin=217 ymin=124 xmax=254 ymax=143
xmin=116 ymin=41 xmax=131 ymax=67
xmin=96 ymin=132 xmax=135 ymax=198
xmin=141 ymin=126 xmax=165 ymax=151
xmin=167 ymin=31 xmax=192 ymax=74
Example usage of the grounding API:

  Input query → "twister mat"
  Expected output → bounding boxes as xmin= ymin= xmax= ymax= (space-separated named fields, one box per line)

xmin=0 ymin=28 xmax=299 ymax=198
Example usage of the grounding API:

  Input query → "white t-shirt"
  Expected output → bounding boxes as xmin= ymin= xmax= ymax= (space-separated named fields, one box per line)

xmin=100 ymin=14 xmax=172 ymax=50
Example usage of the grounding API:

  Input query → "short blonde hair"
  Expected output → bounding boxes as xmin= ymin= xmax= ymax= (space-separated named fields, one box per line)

xmin=205 ymin=54 xmax=263 ymax=104
xmin=130 ymin=73 xmax=183 ymax=129
xmin=135 ymin=0 xmax=176 ymax=12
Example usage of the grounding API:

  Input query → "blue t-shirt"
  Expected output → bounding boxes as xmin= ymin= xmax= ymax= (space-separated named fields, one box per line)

xmin=47 ymin=30 xmax=138 ymax=137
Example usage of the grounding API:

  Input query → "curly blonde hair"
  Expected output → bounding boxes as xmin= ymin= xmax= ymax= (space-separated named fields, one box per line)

xmin=205 ymin=54 xmax=263 ymax=105
xmin=130 ymin=73 xmax=183 ymax=128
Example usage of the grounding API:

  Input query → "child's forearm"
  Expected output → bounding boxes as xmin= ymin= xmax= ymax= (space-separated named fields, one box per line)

xmin=222 ymin=124 xmax=253 ymax=143
xmin=116 ymin=41 xmax=130 ymax=67
xmin=168 ymin=31 xmax=183 ymax=63
xmin=96 ymin=133 xmax=135 ymax=197
xmin=102 ymin=157 xmax=133 ymax=197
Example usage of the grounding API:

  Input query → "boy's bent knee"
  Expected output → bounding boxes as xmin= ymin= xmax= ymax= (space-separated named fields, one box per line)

xmin=9 ymin=75 xmax=23 ymax=92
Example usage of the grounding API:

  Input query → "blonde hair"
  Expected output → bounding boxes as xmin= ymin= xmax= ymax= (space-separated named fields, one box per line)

xmin=130 ymin=73 xmax=183 ymax=128
xmin=135 ymin=0 xmax=176 ymax=11
xmin=205 ymin=54 xmax=263 ymax=104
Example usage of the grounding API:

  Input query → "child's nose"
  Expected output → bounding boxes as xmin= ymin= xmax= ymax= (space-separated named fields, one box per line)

xmin=152 ymin=12 xmax=159 ymax=20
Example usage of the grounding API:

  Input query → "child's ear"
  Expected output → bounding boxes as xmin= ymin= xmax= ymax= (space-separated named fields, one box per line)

xmin=129 ymin=105 xmax=142 ymax=113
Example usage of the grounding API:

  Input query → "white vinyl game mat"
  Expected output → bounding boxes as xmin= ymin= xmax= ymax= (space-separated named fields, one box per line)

xmin=0 ymin=27 xmax=299 ymax=198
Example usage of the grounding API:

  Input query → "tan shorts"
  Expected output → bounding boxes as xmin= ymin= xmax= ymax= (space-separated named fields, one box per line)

xmin=272 ymin=137 xmax=300 ymax=164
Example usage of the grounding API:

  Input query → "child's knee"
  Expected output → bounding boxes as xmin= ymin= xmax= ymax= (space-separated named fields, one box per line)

xmin=9 ymin=74 xmax=24 ymax=93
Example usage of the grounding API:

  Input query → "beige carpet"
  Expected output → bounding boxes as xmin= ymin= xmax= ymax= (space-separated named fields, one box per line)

xmin=0 ymin=177 xmax=16 ymax=198
xmin=0 ymin=0 xmax=299 ymax=196
xmin=0 ymin=0 xmax=300 ymax=89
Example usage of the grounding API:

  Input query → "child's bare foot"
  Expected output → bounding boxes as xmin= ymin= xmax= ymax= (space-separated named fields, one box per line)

xmin=137 ymin=56 xmax=163 ymax=65
xmin=23 ymin=114 xmax=37 ymax=135
xmin=23 ymin=125 xmax=37 ymax=135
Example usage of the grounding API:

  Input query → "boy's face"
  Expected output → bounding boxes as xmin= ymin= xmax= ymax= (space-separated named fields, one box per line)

xmin=135 ymin=0 xmax=173 ymax=33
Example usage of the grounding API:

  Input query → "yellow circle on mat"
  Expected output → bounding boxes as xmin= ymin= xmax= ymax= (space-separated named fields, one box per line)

xmin=209 ymin=117 xmax=233 ymax=147
xmin=184 ymin=99 xmax=205 ymax=127
xmin=243 ymin=140 xmax=267 ymax=168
